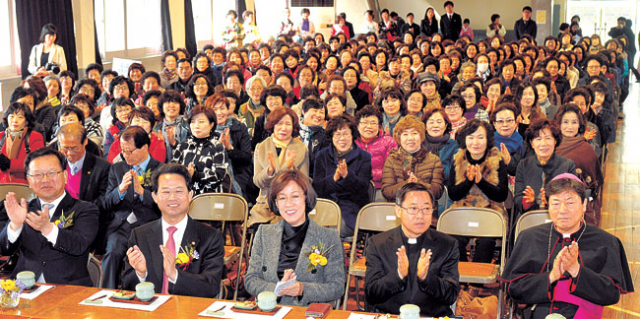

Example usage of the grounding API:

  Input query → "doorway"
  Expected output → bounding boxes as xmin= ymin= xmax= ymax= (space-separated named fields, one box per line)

xmin=566 ymin=0 xmax=638 ymax=42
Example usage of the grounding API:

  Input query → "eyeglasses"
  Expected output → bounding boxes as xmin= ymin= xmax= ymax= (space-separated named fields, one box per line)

xmin=114 ymin=85 xmax=128 ymax=91
xmin=333 ymin=132 xmax=352 ymax=140
xmin=116 ymin=108 xmax=131 ymax=114
xmin=159 ymin=189 xmax=188 ymax=199
xmin=445 ymin=105 xmax=460 ymax=111
xmin=121 ymin=148 xmax=139 ymax=155
xmin=400 ymin=205 xmax=432 ymax=216
xmin=194 ymin=82 xmax=208 ymax=87
xmin=359 ymin=121 xmax=379 ymax=127
xmin=494 ymin=119 xmax=515 ymax=126
xmin=60 ymin=145 xmax=81 ymax=153
xmin=28 ymin=170 xmax=63 ymax=180
xmin=277 ymin=194 xmax=304 ymax=204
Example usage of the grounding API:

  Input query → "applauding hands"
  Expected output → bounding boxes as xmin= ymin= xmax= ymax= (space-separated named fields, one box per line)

xmin=397 ymin=245 xmax=433 ymax=281
xmin=549 ymin=242 xmax=580 ymax=283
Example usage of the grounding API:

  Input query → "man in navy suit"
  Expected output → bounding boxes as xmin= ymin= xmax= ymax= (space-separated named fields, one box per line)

xmin=439 ymin=1 xmax=462 ymax=41
xmin=122 ymin=164 xmax=224 ymax=297
xmin=1 ymin=147 xmax=99 ymax=286
xmin=101 ymin=126 xmax=162 ymax=288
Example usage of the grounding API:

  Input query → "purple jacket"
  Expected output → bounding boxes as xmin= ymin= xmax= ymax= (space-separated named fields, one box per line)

xmin=355 ymin=131 xmax=398 ymax=188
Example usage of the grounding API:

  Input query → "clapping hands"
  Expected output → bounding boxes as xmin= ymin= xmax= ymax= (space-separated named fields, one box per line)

xmin=549 ymin=242 xmax=580 ymax=283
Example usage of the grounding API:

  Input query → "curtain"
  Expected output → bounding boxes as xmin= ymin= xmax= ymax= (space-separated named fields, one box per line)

xmin=160 ymin=0 xmax=173 ymax=51
xmin=184 ymin=0 xmax=197 ymax=57
xmin=93 ymin=1 xmax=102 ymax=66
xmin=15 ymin=0 xmax=78 ymax=79
xmin=236 ymin=0 xmax=247 ymax=24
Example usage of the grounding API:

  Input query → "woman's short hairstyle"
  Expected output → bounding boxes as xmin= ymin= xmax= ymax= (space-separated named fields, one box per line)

xmin=515 ymin=82 xmax=540 ymax=108
xmin=245 ymin=75 xmax=268 ymax=90
xmin=531 ymin=77 xmax=552 ymax=95
xmin=175 ymin=48 xmax=191 ymax=60
xmin=355 ymin=105 xmax=383 ymax=128
xmin=267 ymin=169 xmax=317 ymax=215
xmin=423 ymin=108 xmax=452 ymax=135
xmin=39 ymin=23 xmax=57 ymax=43
xmin=484 ymin=77 xmax=504 ymax=95
xmin=441 ymin=94 xmax=467 ymax=114
xmin=161 ymin=50 xmax=178 ymax=65
xmin=490 ymin=102 xmax=519 ymax=122
xmin=130 ymin=106 xmax=157 ymax=129
xmin=204 ymin=93 xmax=230 ymax=110
xmin=74 ymin=78 xmax=100 ymax=102
xmin=274 ymin=72 xmax=294 ymax=87
xmin=140 ymin=71 xmax=161 ymax=86
xmin=393 ymin=115 xmax=426 ymax=145
xmin=301 ymin=96 xmax=324 ymax=113
xmin=186 ymin=74 xmax=214 ymax=99
xmin=22 ymin=76 xmax=48 ymax=104
xmin=142 ymin=90 xmax=163 ymax=106
xmin=188 ymin=105 xmax=217 ymax=133
xmin=455 ymin=119 xmax=495 ymax=150
xmin=325 ymin=114 xmax=358 ymax=142
xmin=58 ymin=105 xmax=85 ymax=123
xmin=70 ymin=93 xmax=96 ymax=116
xmin=159 ymin=90 xmax=187 ymax=118
xmin=553 ymin=103 xmax=586 ymax=135
xmin=380 ymin=87 xmax=407 ymax=115
xmin=3 ymin=102 xmax=36 ymax=129
xmin=9 ymin=87 xmax=37 ymax=106
xmin=44 ymin=75 xmax=61 ymax=99
xmin=108 ymin=76 xmax=134 ymax=96
xmin=524 ymin=118 xmax=562 ymax=148
xmin=458 ymin=82 xmax=481 ymax=104
xmin=265 ymin=106 xmax=300 ymax=137
xmin=300 ymin=85 xmax=320 ymax=100
xmin=260 ymin=85 xmax=287 ymax=106
xmin=563 ymin=87 xmax=592 ymax=106
xmin=224 ymin=69 xmax=245 ymax=86
xmin=111 ymin=97 xmax=135 ymax=125
xmin=127 ymin=63 xmax=146 ymax=78
xmin=324 ymin=93 xmax=347 ymax=108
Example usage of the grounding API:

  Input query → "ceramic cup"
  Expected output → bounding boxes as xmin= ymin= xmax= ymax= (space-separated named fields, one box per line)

xmin=399 ymin=304 xmax=420 ymax=319
xmin=257 ymin=291 xmax=277 ymax=311
xmin=135 ymin=282 xmax=155 ymax=301
xmin=16 ymin=271 xmax=35 ymax=289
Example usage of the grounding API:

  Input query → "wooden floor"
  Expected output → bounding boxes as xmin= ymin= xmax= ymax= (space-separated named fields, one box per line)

xmin=601 ymin=82 xmax=640 ymax=319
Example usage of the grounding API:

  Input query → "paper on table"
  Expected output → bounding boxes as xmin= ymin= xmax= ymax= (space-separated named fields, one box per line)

xmin=20 ymin=285 xmax=54 ymax=300
xmin=199 ymin=301 xmax=292 ymax=319
xmin=347 ymin=313 xmax=376 ymax=319
xmin=79 ymin=290 xmax=171 ymax=312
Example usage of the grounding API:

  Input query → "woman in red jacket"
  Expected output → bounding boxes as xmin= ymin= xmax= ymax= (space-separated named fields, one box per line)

xmin=0 ymin=102 xmax=45 ymax=184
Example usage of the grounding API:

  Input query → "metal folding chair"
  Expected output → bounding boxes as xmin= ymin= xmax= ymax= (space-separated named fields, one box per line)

xmin=437 ymin=207 xmax=507 ymax=319
xmin=188 ymin=193 xmax=249 ymax=300
xmin=342 ymin=202 xmax=399 ymax=310
xmin=0 ymin=183 xmax=36 ymax=202
xmin=87 ymin=253 xmax=103 ymax=288
xmin=310 ymin=198 xmax=341 ymax=234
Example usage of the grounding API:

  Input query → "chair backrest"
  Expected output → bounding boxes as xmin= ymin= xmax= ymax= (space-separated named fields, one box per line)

xmin=188 ymin=193 xmax=248 ymax=222
xmin=514 ymin=210 xmax=551 ymax=243
xmin=0 ymin=183 xmax=36 ymax=202
xmin=367 ymin=181 xmax=376 ymax=203
xmin=310 ymin=198 xmax=341 ymax=233
xmin=87 ymin=254 xmax=103 ymax=288
xmin=221 ymin=173 xmax=233 ymax=193
xmin=355 ymin=202 xmax=399 ymax=232
xmin=437 ymin=207 xmax=507 ymax=271
xmin=437 ymin=207 xmax=506 ymax=238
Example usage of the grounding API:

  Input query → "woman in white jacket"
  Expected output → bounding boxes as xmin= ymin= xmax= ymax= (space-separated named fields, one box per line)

xmin=28 ymin=23 xmax=67 ymax=77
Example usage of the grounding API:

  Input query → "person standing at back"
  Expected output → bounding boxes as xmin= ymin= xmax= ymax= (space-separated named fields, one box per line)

xmin=514 ymin=6 xmax=537 ymax=40
xmin=440 ymin=1 xmax=462 ymax=41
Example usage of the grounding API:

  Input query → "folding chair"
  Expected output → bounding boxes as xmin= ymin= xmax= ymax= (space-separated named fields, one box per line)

xmin=87 ymin=253 xmax=103 ymax=288
xmin=437 ymin=207 xmax=507 ymax=319
xmin=310 ymin=198 xmax=341 ymax=234
xmin=188 ymin=193 xmax=249 ymax=300
xmin=0 ymin=183 xmax=36 ymax=202
xmin=367 ymin=181 xmax=376 ymax=203
xmin=342 ymin=202 xmax=399 ymax=310
xmin=508 ymin=209 xmax=551 ymax=318
xmin=514 ymin=210 xmax=550 ymax=243
xmin=221 ymin=173 xmax=233 ymax=193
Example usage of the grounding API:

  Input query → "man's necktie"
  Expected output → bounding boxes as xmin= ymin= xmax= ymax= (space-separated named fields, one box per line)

xmin=162 ymin=226 xmax=178 ymax=294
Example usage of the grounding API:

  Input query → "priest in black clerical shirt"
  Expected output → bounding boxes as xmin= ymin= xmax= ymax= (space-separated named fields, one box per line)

xmin=364 ymin=183 xmax=460 ymax=317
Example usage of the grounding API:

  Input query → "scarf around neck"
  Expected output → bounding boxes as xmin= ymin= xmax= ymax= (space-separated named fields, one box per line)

xmin=400 ymin=146 xmax=428 ymax=178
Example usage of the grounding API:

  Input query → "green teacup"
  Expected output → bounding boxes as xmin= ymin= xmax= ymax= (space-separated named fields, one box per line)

xmin=399 ymin=304 xmax=420 ymax=319
xmin=135 ymin=282 xmax=155 ymax=301
xmin=257 ymin=291 xmax=277 ymax=311
xmin=16 ymin=271 xmax=36 ymax=290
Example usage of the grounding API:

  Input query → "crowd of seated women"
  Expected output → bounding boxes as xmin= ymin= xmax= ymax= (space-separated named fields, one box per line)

xmin=0 ymin=8 xmax=631 ymax=313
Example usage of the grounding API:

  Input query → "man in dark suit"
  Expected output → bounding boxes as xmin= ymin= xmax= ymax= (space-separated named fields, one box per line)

xmin=58 ymin=123 xmax=110 ymax=252
xmin=123 ymin=164 xmax=224 ymax=297
xmin=101 ymin=126 xmax=162 ymax=289
xmin=0 ymin=148 xmax=99 ymax=286
xmin=514 ymin=6 xmax=537 ymax=40
xmin=364 ymin=183 xmax=460 ymax=317
xmin=439 ymin=1 xmax=462 ymax=41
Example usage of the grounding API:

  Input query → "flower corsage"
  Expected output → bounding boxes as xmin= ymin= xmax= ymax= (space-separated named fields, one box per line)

xmin=54 ymin=211 xmax=75 ymax=229
xmin=175 ymin=242 xmax=200 ymax=270
xmin=305 ymin=241 xmax=334 ymax=273
xmin=138 ymin=169 xmax=153 ymax=187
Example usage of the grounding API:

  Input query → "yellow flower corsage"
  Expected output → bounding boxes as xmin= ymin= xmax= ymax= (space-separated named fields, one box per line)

xmin=305 ymin=242 xmax=333 ymax=273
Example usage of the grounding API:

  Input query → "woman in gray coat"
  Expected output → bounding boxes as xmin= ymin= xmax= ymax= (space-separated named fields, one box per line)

xmin=245 ymin=169 xmax=345 ymax=306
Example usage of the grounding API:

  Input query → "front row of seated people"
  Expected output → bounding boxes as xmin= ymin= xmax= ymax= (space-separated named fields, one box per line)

xmin=0 ymin=144 xmax=633 ymax=316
